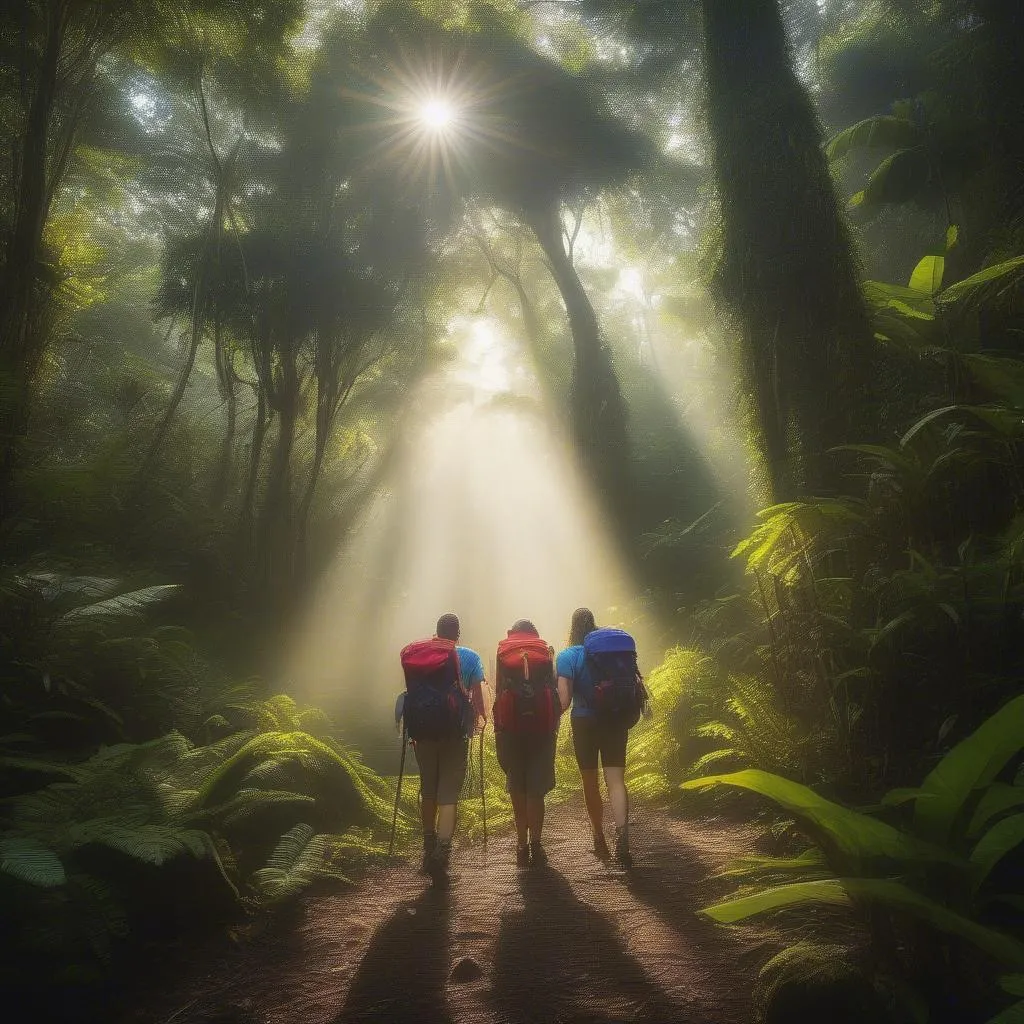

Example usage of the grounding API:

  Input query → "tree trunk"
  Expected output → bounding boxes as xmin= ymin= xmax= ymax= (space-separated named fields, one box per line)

xmin=260 ymin=352 xmax=299 ymax=591
xmin=701 ymin=0 xmax=875 ymax=499
xmin=0 ymin=6 xmax=65 ymax=519
xmin=211 ymin=322 xmax=238 ymax=507
xmin=137 ymin=318 xmax=203 ymax=483
xmin=241 ymin=387 xmax=268 ymax=544
xmin=526 ymin=204 xmax=631 ymax=492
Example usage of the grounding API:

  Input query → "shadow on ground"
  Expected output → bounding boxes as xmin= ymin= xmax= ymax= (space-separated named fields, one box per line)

xmin=332 ymin=884 xmax=454 ymax=1024
xmin=489 ymin=864 xmax=689 ymax=1023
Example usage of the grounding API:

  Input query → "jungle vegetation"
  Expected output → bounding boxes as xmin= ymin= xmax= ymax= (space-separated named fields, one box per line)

xmin=1 ymin=0 xmax=1023 ymax=1021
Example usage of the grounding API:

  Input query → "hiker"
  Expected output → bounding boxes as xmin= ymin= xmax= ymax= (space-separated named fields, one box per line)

xmin=492 ymin=619 xmax=561 ymax=868
xmin=556 ymin=607 xmax=647 ymax=868
xmin=399 ymin=612 xmax=488 ymax=883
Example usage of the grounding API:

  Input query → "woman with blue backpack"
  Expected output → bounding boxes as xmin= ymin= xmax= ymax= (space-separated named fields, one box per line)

xmin=556 ymin=607 xmax=648 ymax=868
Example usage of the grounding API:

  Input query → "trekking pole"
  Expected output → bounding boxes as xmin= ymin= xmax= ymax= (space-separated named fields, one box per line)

xmin=388 ymin=722 xmax=408 ymax=857
xmin=479 ymin=729 xmax=487 ymax=855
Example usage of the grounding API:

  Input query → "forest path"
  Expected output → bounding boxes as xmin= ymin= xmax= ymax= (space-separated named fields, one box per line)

xmin=141 ymin=802 xmax=773 ymax=1024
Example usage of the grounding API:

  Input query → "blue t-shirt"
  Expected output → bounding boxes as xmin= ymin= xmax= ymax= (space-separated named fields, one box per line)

xmin=555 ymin=645 xmax=594 ymax=718
xmin=456 ymin=646 xmax=485 ymax=689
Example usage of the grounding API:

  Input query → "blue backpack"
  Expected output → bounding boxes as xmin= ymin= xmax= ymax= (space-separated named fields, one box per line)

xmin=582 ymin=628 xmax=648 ymax=729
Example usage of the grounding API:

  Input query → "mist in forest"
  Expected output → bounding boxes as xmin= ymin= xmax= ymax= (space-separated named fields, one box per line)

xmin=284 ymin=315 xmax=650 ymax=766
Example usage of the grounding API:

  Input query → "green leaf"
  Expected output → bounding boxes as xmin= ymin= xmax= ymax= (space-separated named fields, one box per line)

xmin=826 ymin=114 xmax=922 ymax=161
xmin=60 ymin=584 xmax=180 ymax=622
xmin=971 ymin=813 xmax=1024 ymax=890
xmin=855 ymin=147 xmax=930 ymax=210
xmin=842 ymin=879 xmax=1024 ymax=966
xmin=702 ymin=877 xmax=1024 ymax=966
xmin=939 ymin=256 xmax=1024 ymax=306
xmin=915 ymin=696 xmax=1024 ymax=844
xmin=0 ymin=835 xmax=66 ymax=887
xmin=681 ymin=769 xmax=958 ymax=868
xmin=968 ymin=785 xmax=1024 ymax=837
xmin=1001 ymin=975 xmax=1024 ymax=998
xmin=863 ymin=279 xmax=935 ymax=310
xmin=963 ymin=355 xmax=1024 ymax=407
xmin=984 ymin=998 xmax=1024 ymax=1024
xmin=910 ymin=255 xmax=945 ymax=295
xmin=701 ymin=878 xmax=852 ymax=923
xmin=946 ymin=224 xmax=959 ymax=251
xmin=881 ymin=787 xmax=925 ymax=807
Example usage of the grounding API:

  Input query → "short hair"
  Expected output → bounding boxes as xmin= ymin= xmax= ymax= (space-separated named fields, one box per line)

xmin=569 ymin=607 xmax=597 ymax=646
xmin=509 ymin=619 xmax=539 ymax=636
xmin=436 ymin=613 xmax=460 ymax=641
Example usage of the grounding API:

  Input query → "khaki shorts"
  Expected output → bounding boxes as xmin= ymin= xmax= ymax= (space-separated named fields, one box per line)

xmin=413 ymin=737 xmax=468 ymax=804
xmin=495 ymin=731 xmax=557 ymax=797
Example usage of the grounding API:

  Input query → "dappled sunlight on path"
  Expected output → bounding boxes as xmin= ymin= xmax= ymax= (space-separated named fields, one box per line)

xmin=131 ymin=804 xmax=772 ymax=1024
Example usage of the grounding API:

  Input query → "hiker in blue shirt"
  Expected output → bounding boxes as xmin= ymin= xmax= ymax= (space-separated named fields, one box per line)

xmin=410 ymin=613 xmax=489 ymax=881
xmin=555 ymin=607 xmax=633 ymax=867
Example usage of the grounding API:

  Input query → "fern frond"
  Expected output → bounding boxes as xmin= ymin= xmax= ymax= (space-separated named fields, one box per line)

xmin=0 ymin=835 xmax=67 ymax=887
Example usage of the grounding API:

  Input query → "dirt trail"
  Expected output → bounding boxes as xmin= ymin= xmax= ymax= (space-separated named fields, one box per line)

xmin=137 ymin=802 xmax=774 ymax=1024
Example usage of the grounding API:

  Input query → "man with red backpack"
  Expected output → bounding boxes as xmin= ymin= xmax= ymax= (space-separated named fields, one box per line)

xmin=399 ymin=613 xmax=488 ymax=884
xmin=492 ymin=619 xmax=562 ymax=868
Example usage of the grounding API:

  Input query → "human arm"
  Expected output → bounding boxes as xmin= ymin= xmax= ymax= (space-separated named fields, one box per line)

xmin=557 ymin=674 xmax=572 ymax=713
xmin=471 ymin=677 xmax=491 ymax=734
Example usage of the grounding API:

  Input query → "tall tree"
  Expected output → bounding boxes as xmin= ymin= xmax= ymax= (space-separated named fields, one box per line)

xmin=700 ymin=0 xmax=875 ymax=498
xmin=0 ymin=0 xmax=302 ymax=519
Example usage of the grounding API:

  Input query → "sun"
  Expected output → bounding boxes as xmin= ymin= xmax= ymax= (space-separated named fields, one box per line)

xmin=419 ymin=97 xmax=456 ymax=131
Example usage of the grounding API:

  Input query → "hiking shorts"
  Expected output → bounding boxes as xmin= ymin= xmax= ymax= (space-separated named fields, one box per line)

xmin=495 ymin=730 xmax=558 ymax=797
xmin=413 ymin=737 xmax=468 ymax=804
xmin=571 ymin=715 xmax=628 ymax=771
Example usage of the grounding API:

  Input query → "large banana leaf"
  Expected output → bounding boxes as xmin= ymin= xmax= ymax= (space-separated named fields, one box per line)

xmin=914 ymin=695 xmax=1024 ymax=844
xmin=938 ymin=255 xmax=1024 ymax=306
xmin=971 ymin=813 xmax=1024 ymax=891
xmin=700 ymin=878 xmax=852 ymax=923
xmin=682 ymin=770 xmax=960 ymax=869
xmin=702 ymin=877 xmax=1024 ymax=967
xmin=969 ymin=785 xmax=1024 ymax=838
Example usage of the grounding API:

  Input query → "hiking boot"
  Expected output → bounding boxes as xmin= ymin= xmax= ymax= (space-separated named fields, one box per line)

xmin=529 ymin=841 xmax=548 ymax=869
xmin=614 ymin=828 xmax=633 ymax=870
xmin=592 ymin=831 xmax=610 ymax=861
xmin=515 ymin=843 xmax=530 ymax=869
xmin=427 ymin=839 xmax=451 ymax=886
xmin=420 ymin=833 xmax=437 ymax=875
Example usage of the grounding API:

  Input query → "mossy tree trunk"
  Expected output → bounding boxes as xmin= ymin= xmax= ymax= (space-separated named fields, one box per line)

xmin=702 ymin=0 xmax=875 ymax=499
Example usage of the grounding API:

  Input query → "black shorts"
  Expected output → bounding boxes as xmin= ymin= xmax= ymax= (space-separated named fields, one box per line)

xmin=571 ymin=715 xmax=628 ymax=771
xmin=495 ymin=731 xmax=558 ymax=797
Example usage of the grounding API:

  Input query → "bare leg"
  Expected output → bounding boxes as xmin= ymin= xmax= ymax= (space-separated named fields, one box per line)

xmin=509 ymin=789 xmax=528 ymax=846
xmin=436 ymin=802 xmax=457 ymax=843
xmin=421 ymin=797 xmax=437 ymax=837
xmin=580 ymin=767 xmax=603 ymax=837
xmin=603 ymin=766 xmax=629 ymax=829
xmin=526 ymin=797 xmax=545 ymax=843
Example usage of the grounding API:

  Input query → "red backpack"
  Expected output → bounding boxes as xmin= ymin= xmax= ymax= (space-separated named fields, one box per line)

xmin=399 ymin=638 xmax=471 ymax=742
xmin=493 ymin=632 xmax=560 ymax=735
